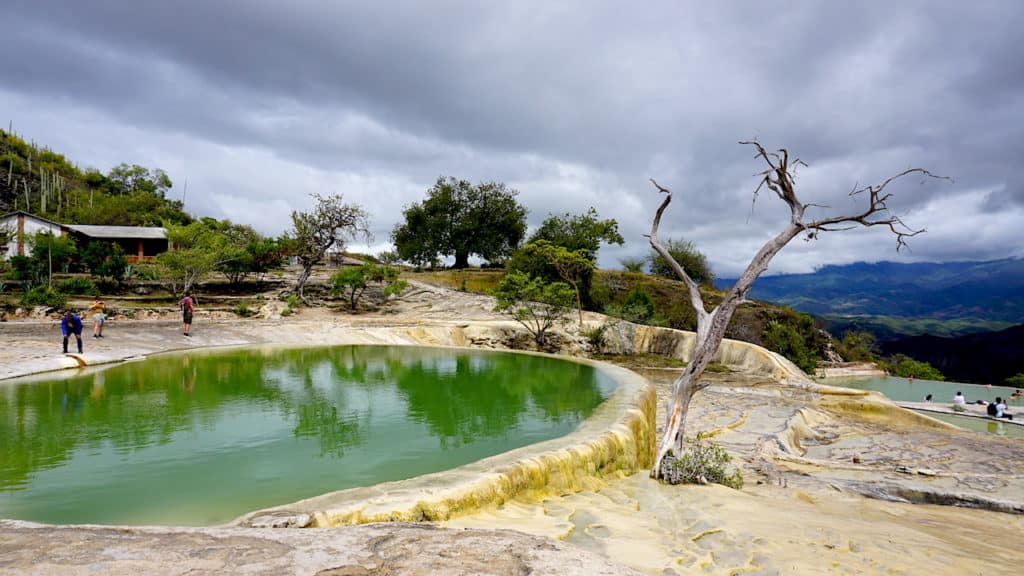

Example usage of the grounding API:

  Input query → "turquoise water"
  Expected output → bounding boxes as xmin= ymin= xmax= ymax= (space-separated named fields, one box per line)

xmin=823 ymin=376 xmax=1024 ymax=408
xmin=0 ymin=346 xmax=616 ymax=526
xmin=823 ymin=376 xmax=1023 ymax=437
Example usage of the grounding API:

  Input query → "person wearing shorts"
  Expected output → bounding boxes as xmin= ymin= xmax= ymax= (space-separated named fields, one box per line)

xmin=88 ymin=299 xmax=106 ymax=338
xmin=178 ymin=291 xmax=195 ymax=337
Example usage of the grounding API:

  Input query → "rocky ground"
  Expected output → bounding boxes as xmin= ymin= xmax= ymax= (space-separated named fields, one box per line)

xmin=2 ymin=280 xmax=1023 ymax=574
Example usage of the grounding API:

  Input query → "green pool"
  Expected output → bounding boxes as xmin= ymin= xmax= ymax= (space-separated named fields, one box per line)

xmin=0 ymin=345 xmax=616 ymax=526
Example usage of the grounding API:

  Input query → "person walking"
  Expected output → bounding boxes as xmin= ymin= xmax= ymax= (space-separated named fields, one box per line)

xmin=88 ymin=298 xmax=106 ymax=338
xmin=61 ymin=311 xmax=84 ymax=354
xmin=178 ymin=291 xmax=196 ymax=336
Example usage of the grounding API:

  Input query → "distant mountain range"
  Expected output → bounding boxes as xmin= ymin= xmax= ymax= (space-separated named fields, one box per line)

xmin=881 ymin=324 xmax=1024 ymax=385
xmin=717 ymin=258 xmax=1024 ymax=324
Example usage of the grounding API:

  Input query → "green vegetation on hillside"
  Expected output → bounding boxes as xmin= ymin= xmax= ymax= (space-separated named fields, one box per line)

xmin=1 ymin=128 xmax=191 ymax=225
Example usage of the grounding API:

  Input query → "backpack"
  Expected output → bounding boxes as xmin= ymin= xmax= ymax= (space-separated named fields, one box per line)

xmin=987 ymin=402 xmax=998 ymax=416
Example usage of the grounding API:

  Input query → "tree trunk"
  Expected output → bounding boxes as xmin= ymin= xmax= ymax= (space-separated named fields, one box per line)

xmin=296 ymin=265 xmax=313 ymax=301
xmin=453 ymin=250 xmax=470 ymax=269
xmin=650 ymin=298 xmax=738 ymax=478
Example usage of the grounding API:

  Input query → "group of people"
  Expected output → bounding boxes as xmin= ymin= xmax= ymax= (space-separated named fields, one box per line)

xmin=60 ymin=298 xmax=106 ymax=354
xmin=60 ymin=292 xmax=197 ymax=354
xmin=953 ymin=391 xmax=1014 ymax=420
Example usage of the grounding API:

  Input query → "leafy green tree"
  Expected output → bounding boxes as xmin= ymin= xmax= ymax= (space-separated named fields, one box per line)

xmin=106 ymin=164 xmax=173 ymax=197
xmin=331 ymin=264 xmax=407 ymax=310
xmin=648 ymin=237 xmax=715 ymax=286
xmin=512 ymin=240 xmax=593 ymax=326
xmin=331 ymin=266 xmax=369 ymax=310
xmin=392 ymin=177 xmax=527 ymax=268
xmin=1006 ymin=373 xmax=1024 ymax=387
xmin=81 ymin=241 xmax=129 ymax=284
xmin=246 ymin=238 xmax=286 ymax=283
xmin=157 ymin=221 xmax=240 ymax=295
xmin=493 ymin=271 xmax=575 ymax=347
xmin=290 ymin=193 xmax=370 ymax=301
xmin=528 ymin=207 xmax=623 ymax=260
xmin=29 ymin=231 xmax=77 ymax=284
xmin=884 ymin=354 xmax=945 ymax=381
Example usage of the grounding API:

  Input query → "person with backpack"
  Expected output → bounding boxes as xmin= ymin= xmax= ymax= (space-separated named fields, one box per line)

xmin=178 ymin=291 xmax=196 ymax=337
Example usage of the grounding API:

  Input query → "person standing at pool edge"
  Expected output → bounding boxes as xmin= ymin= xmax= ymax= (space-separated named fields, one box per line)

xmin=178 ymin=291 xmax=195 ymax=337
xmin=61 ymin=310 xmax=84 ymax=354
xmin=88 ymin=298 xmax=105 ymax=338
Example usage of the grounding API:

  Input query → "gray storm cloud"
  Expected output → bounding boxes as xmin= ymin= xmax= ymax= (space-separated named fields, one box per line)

xmin=1 ymin=0 xmax=1021 ymax=275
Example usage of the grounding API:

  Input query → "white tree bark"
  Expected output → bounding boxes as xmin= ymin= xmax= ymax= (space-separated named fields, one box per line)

xmin=647 ymin=142 xmax=947 ymax=479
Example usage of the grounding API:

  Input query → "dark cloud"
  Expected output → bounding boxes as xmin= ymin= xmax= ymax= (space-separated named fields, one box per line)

xmin=1 ymin=0 xmax=1021 ymax=275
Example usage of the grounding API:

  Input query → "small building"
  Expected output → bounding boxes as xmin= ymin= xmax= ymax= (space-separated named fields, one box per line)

xmin=64 ymin=225 xmax=169 ymax=263
xmin=0 ymin=211 xmax=168 ymax=263
xmin=0 ymin=211 xmax=65 ymax=259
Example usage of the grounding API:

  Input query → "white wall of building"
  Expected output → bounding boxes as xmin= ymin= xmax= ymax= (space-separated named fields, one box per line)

xmin=0 ymin=213 xmax=64 ymax=259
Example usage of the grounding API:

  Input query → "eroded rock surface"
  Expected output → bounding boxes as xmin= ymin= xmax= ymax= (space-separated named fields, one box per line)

xmin=0 ymin=521 xmax=642 ymax=576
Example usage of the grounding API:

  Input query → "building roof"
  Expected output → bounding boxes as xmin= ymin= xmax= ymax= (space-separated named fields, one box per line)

xmin=65 ymin=225 xmax=167 ymax=240
xmin=0 ymin=210 xmax=64 ymax=228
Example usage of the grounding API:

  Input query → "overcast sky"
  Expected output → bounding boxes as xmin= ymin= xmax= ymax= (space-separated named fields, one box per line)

xmin=2 ymin=1 xmax=1022 ymax=276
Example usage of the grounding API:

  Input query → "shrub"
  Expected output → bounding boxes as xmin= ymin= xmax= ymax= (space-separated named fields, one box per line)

xmin=286 ymin=294 xmax=302 ymax=309
xmin=57 ymin=277 xmax=98 ymax=296
xmin=619 ymin=257 xmax=646 ymax=273
xmin=581 ymin=324 xmax=607 ymax=351
xmin=648 ymin=238 xmax=715 ymax=286
xmin=835 ymin=331 xmax=878 ymax=362
xmin=234 ymin=302 xmax=254 ymax=317
xmin=1007 ymin=373 xmax=1024 ymax=387
xmin=883 ymin=354 xmax=945 ymax=381
xmin=22 ymin=285 xmax=67 ymax=308
xmin=280 ymin=307 xmax=294 ymax=317
xmin=761 ymin=319 xmax=819 ymax=374
xmin=663 ymin=433 xmax=743 ymax=489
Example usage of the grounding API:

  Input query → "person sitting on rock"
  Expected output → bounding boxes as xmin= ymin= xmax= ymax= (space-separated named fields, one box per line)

xmin=953 ymin=391 xmax=966 ymax=407
xmin=994 ymin=397 xmax=1013 ymax=420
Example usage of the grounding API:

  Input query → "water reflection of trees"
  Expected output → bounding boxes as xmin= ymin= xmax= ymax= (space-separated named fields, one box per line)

xmin=0 ymin=349 xmax=363 ymax=491
xmin=324 ymin=346 xmax=608 ymax=448
xmin=0 ymin=346 xmax=609 ymax=492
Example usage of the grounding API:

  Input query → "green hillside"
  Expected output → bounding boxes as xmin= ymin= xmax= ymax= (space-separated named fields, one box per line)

xmin=0 ymin=127 xmax=191 ymax=226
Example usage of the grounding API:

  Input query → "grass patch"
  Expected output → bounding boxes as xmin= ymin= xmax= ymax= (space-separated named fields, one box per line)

xmin=405 ymin=269 xmax=505 ymax=294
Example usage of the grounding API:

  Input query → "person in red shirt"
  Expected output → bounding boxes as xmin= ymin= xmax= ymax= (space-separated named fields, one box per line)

xmin=177 ymin=291 xmax=196 ymax=337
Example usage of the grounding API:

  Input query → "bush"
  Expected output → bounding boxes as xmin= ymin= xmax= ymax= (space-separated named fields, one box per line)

xmin=286 ymin=294 xmax=302 ymax=309
xmin=883 ymin=354 xmax=945 ymax=381
xmin=619 ymin=257 xmax=646 ymax=273
xmin=234 ymin=302 xmax=254 ymax=317
xmin=662 ymin=433 xmax=743 ymax=489
xmin=762 ymin=320 xmax=818 ymax=374
xmin=835 ymin=331 xmax=878 ymax=362
xmin=1007 ymin=373 xmax=1024 ymax=387
xmin=57 ymin=277 xmax=98 ymax=296
xmin=22 ymin=285 xmax=67 ymax=308
xmin=648 ymin=238 xmax=715 ymax=286
xmin=581 ymin=324 xmax=607 ymax=351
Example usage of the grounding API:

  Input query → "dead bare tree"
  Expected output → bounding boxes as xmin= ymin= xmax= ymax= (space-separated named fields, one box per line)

xmin=647 ymin=140 xmax=949 ymax=479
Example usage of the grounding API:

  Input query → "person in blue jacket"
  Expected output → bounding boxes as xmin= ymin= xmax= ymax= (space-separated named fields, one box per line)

xmin=61 ymin=310 xmax=84 ymax=354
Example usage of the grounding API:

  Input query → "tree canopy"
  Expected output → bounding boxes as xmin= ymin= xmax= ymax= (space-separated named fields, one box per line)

xmin=528 ymin=207 xmax=623 ymax=261
xmin=648 ymin=237 xmax=715 ymax=286
xmin=291 ymin=193 xmax=370 ymax=299
xmin=392 ymin=177 xmax=527 ymax=268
